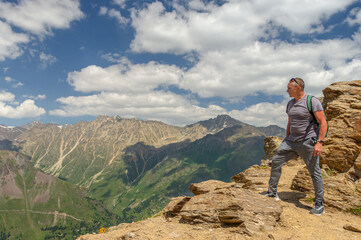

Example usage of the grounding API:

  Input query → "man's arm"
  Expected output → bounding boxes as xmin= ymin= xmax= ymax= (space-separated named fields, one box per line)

xmin=314 ymin=111 xmax=327 ymax=141
xmin=313 ymin=110 xmax=327 ymax=156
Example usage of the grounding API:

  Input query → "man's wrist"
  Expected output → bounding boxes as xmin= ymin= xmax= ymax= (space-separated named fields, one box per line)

xmin=317 ymin=139 xmax=324 ymax=144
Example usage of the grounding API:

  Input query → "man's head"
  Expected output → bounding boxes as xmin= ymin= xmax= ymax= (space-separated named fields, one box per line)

xmin=287 ymin=77 xmax=305 ymax=97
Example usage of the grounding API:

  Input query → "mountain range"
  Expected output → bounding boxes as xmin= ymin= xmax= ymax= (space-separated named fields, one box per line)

xmin=0 ymin=114 xmax=285 ymax=238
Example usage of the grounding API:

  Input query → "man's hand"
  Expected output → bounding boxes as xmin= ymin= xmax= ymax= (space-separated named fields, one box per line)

xmin=313 ymin=142 xmax=323 ymax=156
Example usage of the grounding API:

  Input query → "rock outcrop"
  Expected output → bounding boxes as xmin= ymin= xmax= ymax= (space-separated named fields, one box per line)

xmin=165 ymin=180 xmax=282 ymax=235
xmin=291 ymin=166 xmax=361 ymax=212
xmin=321 ymin=80 xmax=361 ymax=173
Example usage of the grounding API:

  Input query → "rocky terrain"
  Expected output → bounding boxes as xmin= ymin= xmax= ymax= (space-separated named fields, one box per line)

xmin=78 ymin=80 xmax=361 ymax=240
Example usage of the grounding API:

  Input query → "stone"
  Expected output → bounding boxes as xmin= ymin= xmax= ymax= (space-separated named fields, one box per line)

xmin=321 ymin=80 xmax=361 ymax=173
xmin=189 ymin=180 xmax=233 ymax=195
xmin=180 ymin=187 xmax=282 ymax=235
xmin=291 ymin=167 xmax=361 ymax=211
xmin=231 ymin=165 xmax=270 ymax=192
xmin=263 ymin=136 xmax=284 ymax=162
xmin=343 ymin=225 xmax=361 ymax=233
xmin=163 ymin=196 xmax=191 ymax=218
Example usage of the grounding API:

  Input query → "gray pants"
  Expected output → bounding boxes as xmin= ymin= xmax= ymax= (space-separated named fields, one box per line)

xmin=268 ymin=137 xmax=324 ymax=204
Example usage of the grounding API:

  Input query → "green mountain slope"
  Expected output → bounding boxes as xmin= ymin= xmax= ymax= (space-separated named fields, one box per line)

xmin=0 ymin=150 xmax=118 ymax=239
xmin=88 ymin=125 xmax=266 ymax=221
xmin=8 ymin=115 xmax=284 ymax=223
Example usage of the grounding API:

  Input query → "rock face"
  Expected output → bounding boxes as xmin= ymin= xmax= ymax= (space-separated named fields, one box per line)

xmin=232 ymin=165 xmax=270 ymax=192
xmin=321 ymin=80 xmax=361 ymax=173
xmin=163 ymin=180 xmax=282 ymax=235
xmin=291 ymin=166 xmax=361 ymax=212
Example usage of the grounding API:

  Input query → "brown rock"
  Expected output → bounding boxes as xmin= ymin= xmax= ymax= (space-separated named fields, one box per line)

xmin=343 ymin=224 xmax=361 ymax=233
xmin=291 ymin=167 xmax=361 ymax=211
xmin=232 ymin=165 xmax=270 ymax=192
xmin=180 ymin=187 xmax=282 ymax=234
xmin=263 ymin=136 xmax=284 ymax=161
xmin=356 ymin=181 xmax=361 ymax=193
xmin=189 ymin=180 xmax=233 ymax=195
xmin=322 ymin=80 xmax=361 ymax=173
xmin=163 ymin=196 xmax=191 ymax=218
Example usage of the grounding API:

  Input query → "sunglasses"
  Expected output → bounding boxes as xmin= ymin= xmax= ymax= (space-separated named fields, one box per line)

xmin=290 ymin=78 xmax=301 ymax=87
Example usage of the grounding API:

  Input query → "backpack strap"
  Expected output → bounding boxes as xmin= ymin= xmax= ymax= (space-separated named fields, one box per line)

xmin=307 ymin=95 xmax=328 ymax=137
xmin=307 ymin=95 xmax=315 ymax=118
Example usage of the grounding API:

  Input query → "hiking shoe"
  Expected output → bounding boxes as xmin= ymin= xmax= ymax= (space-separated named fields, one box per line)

xmin=310 ymin=202 xmax=325 ymax=216
xmin=265 ymin=192 xmax=280 ymax=201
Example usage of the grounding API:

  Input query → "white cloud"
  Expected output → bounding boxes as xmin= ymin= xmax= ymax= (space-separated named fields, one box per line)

xmin=0 ymin=0 xmax=84 ymax=36
xmin=0 ymin=20 xmax=29 ymax=61
xmin=229 ymin=101 xmax=288 ymax=127
xmin=101 ymin=53 xmax=127 ymax=63
xmin=39 ymin=52 xmax=57 ymax=68
xmin=50 ymin=91 xmax=226 ymax=126
xmin=12 ymin=82 xmax=24 ymax=88
xmin=54 ymin=0 xmax=361 ymax=128
xmin=5 ymin=76 xmax=14 ymax=82
xmin=130 ymin=0 xmax=356 ymax=54
xmin=99 ymin=6 xmax=108 ymax=15
xmin=0 ymin=91 xmax=45 ymax=118
xmin=0 ymin=91 xmax=15 ymax=102
xmin=99 ymin=6 xmax=129 ymax=25
xmin=346 ymin=7 xmax=361 ymax=25
xmin=22 ymin=94 xmax=46 ymax=100
xmin=66 ymin=60 xmax=182 ymax=94
xmin=112 ymin=0 xmax=126 ymax=9
xmin=181 ymin=39 xmax=361 ymax=98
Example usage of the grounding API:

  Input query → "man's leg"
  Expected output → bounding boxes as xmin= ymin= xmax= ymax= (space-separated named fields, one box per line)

xmin=298 ymin=138 xmax=324 ymax=206
xmin=268 ymin=140 xmax=297 ymax=195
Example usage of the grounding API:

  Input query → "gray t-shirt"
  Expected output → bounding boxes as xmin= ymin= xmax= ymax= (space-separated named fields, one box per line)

xmin=286 ymin=94 xmax=324 ymax=142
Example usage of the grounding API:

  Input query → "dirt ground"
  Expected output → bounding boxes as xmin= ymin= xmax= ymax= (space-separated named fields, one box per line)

xmin=79 ymin=164 xmax=361 ymax=240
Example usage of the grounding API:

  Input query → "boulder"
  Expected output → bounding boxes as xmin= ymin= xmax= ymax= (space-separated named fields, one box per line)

xmin=163 ymin=196 xmax=191 ymax=218
xmin=321 ymin=80 xmax=361 ymax=173
xmin=189 ymin=180 xmax=233 ymax=195
xmin=291 ymin=167 xmax=361 ymax=212
xmin=180 ymin=187 xmax=282 ymax=234
xmin=231 ymin=165 xmax=270 ymax=192
xmin=261 ymin=136 xmax=284 ymax=166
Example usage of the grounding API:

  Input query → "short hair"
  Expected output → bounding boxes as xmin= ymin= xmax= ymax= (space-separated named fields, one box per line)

xmin=290 ymin=77 xmax=305 ymax=90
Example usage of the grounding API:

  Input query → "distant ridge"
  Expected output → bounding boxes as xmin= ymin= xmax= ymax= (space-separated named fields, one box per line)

xmin=0 ymin=114 xmax=285 ymax=223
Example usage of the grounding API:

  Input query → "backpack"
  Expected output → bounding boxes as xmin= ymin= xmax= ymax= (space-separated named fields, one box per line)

xmin=306 ymin=95 xmax=329 ymax=137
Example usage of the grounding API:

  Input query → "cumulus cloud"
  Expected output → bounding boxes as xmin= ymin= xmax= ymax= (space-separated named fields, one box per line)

xmin=0 ymin=0 xmax=83 ymax=61
xmin=230 ymin=101 xmax=289 ymax=127
xmin=50 ymin=91 xmax=226 ymax=126
xmin=0 ymin=21 xmax=29 ymax=61
xmin=54 ymin=0 xmax=361 ymax=127
xmin=181 ymin=39 xmax=361 ymax=98
xmin=0 ymin=0 xmax=84 ymax=36
xmin=66 ymin=60 xmax=182 ymax=94
xmin=130 ymin=0 xmax=356 ymax=54
xmin=0 ymin=90 xmax=45 ymax=118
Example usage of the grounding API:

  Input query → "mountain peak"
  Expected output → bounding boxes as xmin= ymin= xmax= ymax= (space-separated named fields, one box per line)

xmin=189 ymin=114 xmax=242 ymax=133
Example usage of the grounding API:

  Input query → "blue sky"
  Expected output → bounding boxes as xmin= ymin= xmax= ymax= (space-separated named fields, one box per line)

xmin=0 ymin=0 xmax=361 ymax=128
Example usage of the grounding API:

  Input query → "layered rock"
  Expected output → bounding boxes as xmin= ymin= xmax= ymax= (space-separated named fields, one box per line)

xmin=321 ymin=80 xmax=361 ymax=173
xmin=291 ymin=166 xmax=361 ymax=212
xmin=163 ymin=180 xmax=282 ymax=235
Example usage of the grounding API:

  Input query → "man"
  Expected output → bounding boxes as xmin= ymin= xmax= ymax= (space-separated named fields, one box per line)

xmin=266 ymin=77 xmax=327 ymax=216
